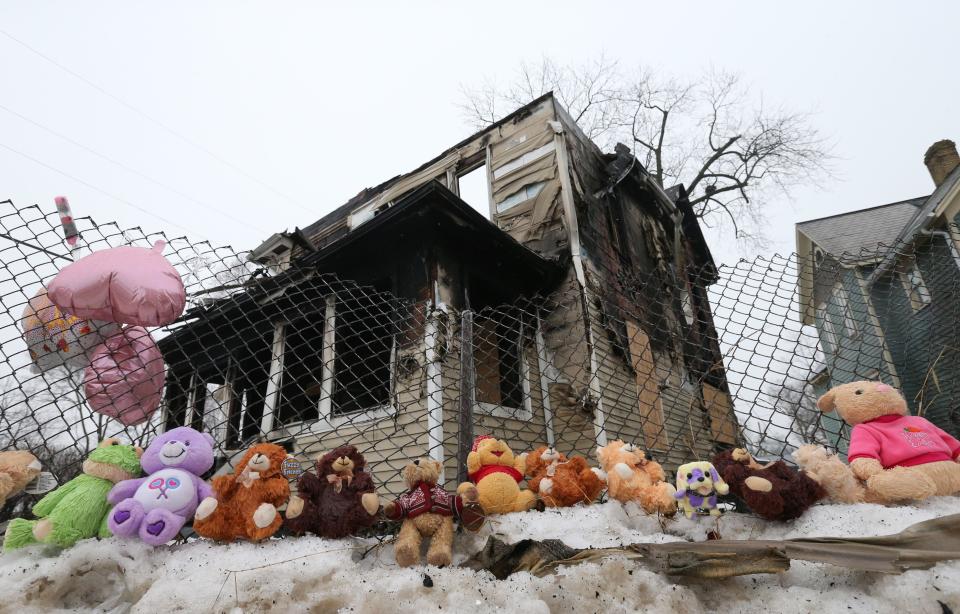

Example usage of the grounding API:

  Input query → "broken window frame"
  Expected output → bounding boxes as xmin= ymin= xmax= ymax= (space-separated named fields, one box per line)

xmin=455 ymin=147 xmax=496 ymax=219
xmin=260 ymin=295 xmax=398 ymax=439
xmin=472 ymin=309 xmax=534 ymax=421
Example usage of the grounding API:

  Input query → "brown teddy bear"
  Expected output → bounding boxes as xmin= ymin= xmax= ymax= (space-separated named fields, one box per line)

xmin=0 ymin=450 xmax=42 ymax=507
xmin=385 ymin=458 xmax=482 ymax=567
xmin=524 ymin=446 xmax=605 ymax=507
xmin=284 ymin=445 xmax=380 ymax=538
xmin=596 ymin=440 xmax=676 ymax=515
xmin=795 ymin=381 xmax=960 ymax=503
xmin=193 ymin=443 xmax=291 ymax=542
xmin=457 ymin=435 xmax=536 ymax=515
xmin=712 ymin=448 xmax=826 ymax=521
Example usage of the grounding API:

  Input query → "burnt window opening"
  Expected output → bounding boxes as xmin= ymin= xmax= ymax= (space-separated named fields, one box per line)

xmin=280 ymin=317 xmax=326 ymax=425
xmin=332 ymin=295 xmax=396 ymax=415
xmin=473 ymin=309 xmax=526 ymax=411
xmin=457 ymin=163 xmax=492 ymax=220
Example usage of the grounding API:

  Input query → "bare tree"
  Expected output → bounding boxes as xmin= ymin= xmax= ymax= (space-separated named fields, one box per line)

xmin=460 ymin=56 xmax=834 ymax=245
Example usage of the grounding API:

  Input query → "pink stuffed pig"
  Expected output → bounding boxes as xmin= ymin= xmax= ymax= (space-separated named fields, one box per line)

xmin=48 ymin=241 xmax=186 ymax=327
xmin=84 ymin=327 xmax=165 ymax=426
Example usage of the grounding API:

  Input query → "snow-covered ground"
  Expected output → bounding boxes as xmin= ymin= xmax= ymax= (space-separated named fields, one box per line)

xmin=2 ymin=498 xmax=959 ymax=614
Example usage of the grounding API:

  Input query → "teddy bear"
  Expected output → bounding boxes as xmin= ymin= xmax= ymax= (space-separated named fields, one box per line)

xmin=795 ymin=381 xmax=960 ymax=503
xmin=4 ymin=439 xmax=142 ymax=550
xmin=284 ymin=445 xmax=380 ymax=538
xmin=0 ymin=450 xmax=42 ymax=508
xmin=674 ymin=460 xmax=728 ymax=518
xmin=193 ymin=443 xmax=290 ymax=542
xmin=107 ymin=426 xmax=215 ymax=545
xmin=596 ymin=440 xmax=676 ymax=515
xmin=457 ymin=435 xmax=537 ymax=515
xmin=384 ymin=458 xmax=483 ymax=567
xmin=711 ymin=448 xmax=826 ymax=521
xmin=523 ymin=446 xmax=605 ymax=507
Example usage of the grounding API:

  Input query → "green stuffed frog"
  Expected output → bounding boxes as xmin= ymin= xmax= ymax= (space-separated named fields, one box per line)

xmin=3 ymin=439 xmax=142 ymax=550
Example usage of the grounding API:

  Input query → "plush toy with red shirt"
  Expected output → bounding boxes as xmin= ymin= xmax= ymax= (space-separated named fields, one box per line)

xmin=384 ymin=458 xmax=483 ymax=567
xmin=805 ymin=381 xmax=960 ymax=503
xmin=457 ymin=435 xmax=537 ymax=515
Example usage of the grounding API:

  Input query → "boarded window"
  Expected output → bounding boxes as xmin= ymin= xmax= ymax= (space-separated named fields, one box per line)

xmin=625 ymin=320 xmax=668 ymax=451
xmin=702 ymin=382 xmax=738 ymax=445
xmin=474 ymin=312 xmax=524 ymax=409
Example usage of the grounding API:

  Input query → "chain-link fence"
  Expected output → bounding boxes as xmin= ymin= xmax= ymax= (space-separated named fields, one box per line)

xmin=3 ymin=198 xmax=959 ymax=526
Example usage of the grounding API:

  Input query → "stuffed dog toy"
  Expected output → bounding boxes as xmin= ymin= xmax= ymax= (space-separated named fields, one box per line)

xmin=675 ymin=461 xmax=728 ymax=518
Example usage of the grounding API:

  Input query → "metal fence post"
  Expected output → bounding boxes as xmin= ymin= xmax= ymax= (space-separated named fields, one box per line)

xmin=457 ymin=309 xmax=475 ymax=485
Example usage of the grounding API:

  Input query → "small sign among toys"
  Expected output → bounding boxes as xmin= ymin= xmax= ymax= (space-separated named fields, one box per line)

xmin=23 ymin=472 xmax=58 ymax=495
xmin=281 ymin=457 xmax=303 ymax=480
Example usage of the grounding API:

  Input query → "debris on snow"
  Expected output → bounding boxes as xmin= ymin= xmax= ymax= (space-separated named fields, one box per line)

xmin=0 ymin=499 xmax=958 ymax=613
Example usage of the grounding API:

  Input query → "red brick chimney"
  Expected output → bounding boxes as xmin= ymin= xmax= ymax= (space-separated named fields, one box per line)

xmin=924 ymin=139 xmax=960 ymax=187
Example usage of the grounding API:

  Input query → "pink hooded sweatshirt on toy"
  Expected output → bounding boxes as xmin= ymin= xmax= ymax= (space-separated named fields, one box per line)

xmin=847 ymin=415 xmax=960 ymax=469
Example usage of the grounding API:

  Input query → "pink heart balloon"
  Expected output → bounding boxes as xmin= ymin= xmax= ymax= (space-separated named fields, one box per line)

xmin=48 ymin=241 xmax=186 ymax=327
xmin=84 ymin=327 xmax=165 ymax=426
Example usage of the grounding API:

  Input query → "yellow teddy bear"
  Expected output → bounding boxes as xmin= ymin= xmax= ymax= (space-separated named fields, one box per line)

xmin=457 ymin=435 xmax=537 ymax=515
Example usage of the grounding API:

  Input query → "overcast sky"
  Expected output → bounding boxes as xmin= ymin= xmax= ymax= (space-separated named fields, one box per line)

xmin=2 ymin=1 xmax=958 ymax=268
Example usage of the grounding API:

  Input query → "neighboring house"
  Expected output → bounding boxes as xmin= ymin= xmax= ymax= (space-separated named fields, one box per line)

xmin=797 ymin=139 xmax=960 ymax=446
xmin=158 ymin=93 xmax=738 ymax=491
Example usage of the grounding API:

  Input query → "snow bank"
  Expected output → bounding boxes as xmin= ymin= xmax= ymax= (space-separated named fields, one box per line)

xmin=1 ymin=498 xmax=959 ymax=613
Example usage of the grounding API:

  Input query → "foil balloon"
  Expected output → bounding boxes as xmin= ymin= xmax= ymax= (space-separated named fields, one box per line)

xmin=84 ymin=327 xmax=165 ymax=426
xmin=48 ymin=240 xmax=186 ymax=327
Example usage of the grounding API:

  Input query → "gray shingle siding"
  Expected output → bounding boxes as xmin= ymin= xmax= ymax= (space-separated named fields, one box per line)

xmin=868 ymin=235 xmax=960 ymax=436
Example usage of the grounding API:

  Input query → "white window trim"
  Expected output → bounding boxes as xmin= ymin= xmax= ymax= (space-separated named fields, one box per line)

xmin=473 ymin=314 xmax=533 ymax=421
xmin=266 ymin=294 xmax=398 ymax=439
xmin=832 ymin=283 xmax=859 ymax=338
xmin=898 ymin=261 xmax=932 ymax=312
xmin=817 ymin=300 xmax=838 ymax=351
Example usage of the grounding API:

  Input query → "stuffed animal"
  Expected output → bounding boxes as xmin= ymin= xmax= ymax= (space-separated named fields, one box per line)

xmin=4 ymin=439 xmax=142 ymax=550
xmin=793 ymin=444 xmax=881 ymax=504
xmin=193 ymin=443 xmax=290 ymax=542
xmin=385 ymin=458 xmax=482 ymax=567
xmin=0 ymin=450 xmax=42 ymax=508
xmin=712 ymin=448 xmax=826 ymax=521
xmin=524 ymin=446 xmax=605 ymax=507
xmin=457 ymin=435 xmax=536 ymax=515
xmin=107 ymin=427 xmax=215 ymax=545
xmin=796 ymin=381 xmax=960 ymax=503
xmin=596 ymin=440 xmax=676 ymax=515
xmin=284 ymin=445 xmax=380 ymax=538
xmin=675 ymin=461 xmax=728 ymax=519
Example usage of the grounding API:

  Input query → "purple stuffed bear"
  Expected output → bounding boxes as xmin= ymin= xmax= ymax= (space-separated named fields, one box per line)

xmin=107 ymin=426 xmax=214 ymax=545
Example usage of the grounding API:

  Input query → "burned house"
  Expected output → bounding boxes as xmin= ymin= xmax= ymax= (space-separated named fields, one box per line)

xmin=158 ymin=93 xmax=738 ymax=492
